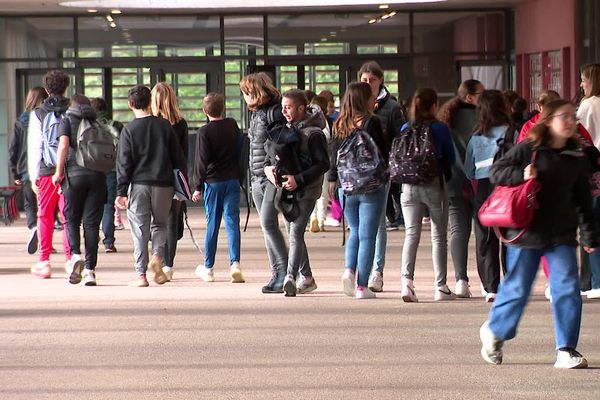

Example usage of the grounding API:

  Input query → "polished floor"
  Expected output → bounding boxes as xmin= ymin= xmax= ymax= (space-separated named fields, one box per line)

xmin=0 ymin=208 xmax=599 ymax=399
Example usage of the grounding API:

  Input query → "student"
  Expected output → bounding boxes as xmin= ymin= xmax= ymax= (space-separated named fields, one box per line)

xmin=115 ymin=85 xmax=186 ymax=287
xmin=151 ymin=82 xmax=189 ymax=282
xmin=480 ymin=99 xmax=597 ymax=369
xmin=398 ymin=88 xmax=456 ymax=302
xmin=328 ymin=82 xmax=387 ymax=299
xmin=52 ymin=94 xmax=107 ymax=286
xmin=9 ymin=86 xmax=47 ymax=254
xmin=192 ymin=93 xmax=243 ymax=283
xmin=28 ymin=70 xmax=72 ymax=278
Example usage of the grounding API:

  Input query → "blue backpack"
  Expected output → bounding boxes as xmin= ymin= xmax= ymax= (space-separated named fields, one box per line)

xmin=40 ymin=111 xmax=62 ymax=168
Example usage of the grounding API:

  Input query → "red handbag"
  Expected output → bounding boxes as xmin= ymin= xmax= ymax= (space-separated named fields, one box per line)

xmin=477 ymin=152 xmax=541 ymax=244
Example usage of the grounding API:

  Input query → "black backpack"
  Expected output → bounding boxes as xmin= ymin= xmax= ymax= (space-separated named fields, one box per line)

xmin=389 ymin=122 xmax=438 ymax=185
xmin=75 ymin=118 xmax=118 ymax=173
xmin=336 ymin=128 xmax=388 ymax=196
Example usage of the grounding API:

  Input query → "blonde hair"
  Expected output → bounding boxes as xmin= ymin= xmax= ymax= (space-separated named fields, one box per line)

xmin=334 ymin=82 xmax=373 ymax=140
xmin=151 ymin=82 xmax=182 ymax=125
xmin=239 ymin=72 xmax=280 ymax=112
xmin=581 ymin=63 xmax=600 ymax=99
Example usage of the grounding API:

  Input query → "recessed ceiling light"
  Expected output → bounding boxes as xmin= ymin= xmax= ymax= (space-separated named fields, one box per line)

xmin=87 ymin=9 xmax=97 ymax=13
xmin=106 ymin=15 xmax=114 ymax=22
xmin=320 ymin=37 xmax=327 ymax=42
xmin=379 ymin=4 xmax=389 ymax=8
xmin=381 ymin=14 xmax=390 ymax=19
xmin=368 ymin=19 xmax=377 ymax=24
xmin=389 ymin=11 xmax=397 ymax=16
xmin=110 ymin=22 xmax=116 ymax=28
xmin=111 ymin=9 xmax=122 ymax=14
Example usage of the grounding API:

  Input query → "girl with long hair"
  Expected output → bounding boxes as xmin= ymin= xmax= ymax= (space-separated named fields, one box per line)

xmin=151 ymin=82 xmax=188 ymax=282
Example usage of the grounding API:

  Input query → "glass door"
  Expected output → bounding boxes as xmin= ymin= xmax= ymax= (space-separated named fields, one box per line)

xmin=15 ymin=68 xmax=83 ymax=115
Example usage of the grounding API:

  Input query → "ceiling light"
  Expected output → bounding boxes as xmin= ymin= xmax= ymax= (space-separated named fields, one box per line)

xmin=110 ymin=22 xmax=117 ymax=28
xmin=381 ymin=14 xmax=390 ymax=19
xmin=368 ymin=19 xmax=376 ymax=24
xmin=106 ymin=15 xmax=114 ymax=22
xmin=389 ymin=11 xmax=397 ymax=16
xmin=87 ymin=9 xmax=97 ymax=12
xmin=111 ymin=9 xmax=122 ymax=14
xmin=320 ymin=37 xmax=327 ymax=42
xmin=379 ymin=4 xmax=389 ymax=8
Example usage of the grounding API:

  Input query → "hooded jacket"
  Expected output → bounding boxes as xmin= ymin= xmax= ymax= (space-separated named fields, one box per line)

xmin=465 ymin=125 xmax=512 ymax=180
xmin=9 ymin=111 xmax=30 ymax=180
xmin=374 ymin=87 xmax=407 ymax=156
xmin=447 ymin=102 xmax=477 ymax=197
xmin=28 ymin=95 xmax=70 ymax=182
xmin=249 ymin=98 xmax=284 ymax=178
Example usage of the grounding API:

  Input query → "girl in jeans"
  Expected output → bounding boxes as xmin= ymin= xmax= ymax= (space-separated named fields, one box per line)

xmin=480 ymin=99 xmax=597 ymax=369
xmin=399 ymin=88 xmax=455 ymax=303
xmin=328 ymin=82 xmax=386 ymax=299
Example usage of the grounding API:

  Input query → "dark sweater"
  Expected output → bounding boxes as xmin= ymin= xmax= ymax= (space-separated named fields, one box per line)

xmin=9 ymin=112 xmax=29 ymax=180
xmin=172 ymin=118 xmax=189 ymax=171
xmin=193 ymin=118 xmax=240 ymax=190
xmin=116 ymin=115 xmax=186 ymax=196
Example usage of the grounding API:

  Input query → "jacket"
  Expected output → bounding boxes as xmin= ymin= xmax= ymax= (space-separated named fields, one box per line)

xmin=465 ymin=125 xmax=511 ymax=180
xmin=9 ymin=112 xmax=30 ymax=180
xmin=249 ymin=99 xmax=284 ymax=178
xmin=490 ymin=141 xmax=598 ymax=249
xmin=447 ymin=102 xmax=476 ymax=196
xmin=28 ymin=95 xmax=70 ymax=181
xmin=374 ymin=87 xmax=407 ymax=156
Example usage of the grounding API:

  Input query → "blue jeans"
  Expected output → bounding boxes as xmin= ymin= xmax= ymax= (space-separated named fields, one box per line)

xmin=101 ymin=171 xmax=117 ymax=246
xmin=340 ymin=186 xmax=387 ymax=288
xmin=488 ymin=245 xmax=582 ymax=350
xmin=203 ymin=179 xmax=241 ymax=268
xmin=373 ymin=182 xmax=391 ymax=274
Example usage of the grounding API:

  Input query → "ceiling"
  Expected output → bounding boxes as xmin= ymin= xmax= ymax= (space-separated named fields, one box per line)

xmin=0 ymin=0 xmax=528 ymax=15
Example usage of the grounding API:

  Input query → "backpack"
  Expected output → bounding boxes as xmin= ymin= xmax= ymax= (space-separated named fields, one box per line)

xmin=493 ymin=127 xmax=516 ymax=163
xmin=336 ymin=128 xmax=388 ymax=196
xmin=75 ymin=118 xmax=117 ymax=173
xmin=40 ymin=111 xmax=63 ymax=168
xmin=389 ymin=123 xmax=438 ymax=185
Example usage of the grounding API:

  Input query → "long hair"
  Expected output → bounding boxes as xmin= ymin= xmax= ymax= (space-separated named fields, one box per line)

xmin=526 ymin=99 xmax=578 ymax=148
xmin=437 ymin=79 xmax=481 ymax=128
xmin=151 ymin=82 xmax=182 ymax=125
xmin=25 ymin=86 xmax=48 ymax=112
xmin=581 ymin=63 xmax=600 ymax=99
xmin=358 ymin=61 xmax=384 ymax=91
xmin=239 ymin=72 xmax=280 ymax=112
xmin=473 ymin=89 xmax=512 ymax=134
xmin=409 ymin=88 xmax=438 ymax=124
xmin=334 ymin=82 xmax=373 ymax=140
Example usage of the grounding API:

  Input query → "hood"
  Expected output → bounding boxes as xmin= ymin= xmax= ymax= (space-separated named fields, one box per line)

xmin=18 ymin=111 xmax=30 ymax=125
xmin=42 ymin=95 xmax=70 ymax=113
xmin=294 ymin=104 xmax=326 ymax=130
xmin=66 ymin=103 xmax=97 ymax=120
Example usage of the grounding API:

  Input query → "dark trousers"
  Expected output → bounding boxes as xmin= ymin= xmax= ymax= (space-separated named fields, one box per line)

xmin=580 ymin=196 xmax=600 ymax=291
xmin=22 ymin=180 xmax=37 ymax=230
xmin=101 ymin=171 xmax=117 ymax=246
xmin=386 ymin=182 xmax=403 ymax=224
xmin=63 ymin=173 xmax=107 ymax=270
xmin=473 ymin=178 xmax=502 ymax=294
xmin=164 ymin=198 xmax=183 ymax=268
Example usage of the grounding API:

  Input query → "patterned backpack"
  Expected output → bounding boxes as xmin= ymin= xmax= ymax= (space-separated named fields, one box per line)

xmin=389 ymin=123 xmax=438 ymax=185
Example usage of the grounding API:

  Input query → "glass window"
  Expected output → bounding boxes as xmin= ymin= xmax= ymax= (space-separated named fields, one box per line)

xmin=0 ymin=17 xmax=75 ymax=59
xmin=111 ymin=67 xmax=151 ymax=123
xmin=306 ymin=65 xmax=340 ymax=100
xmin=224 ymin=16 xmax=264 ymax=57
xmin=413 ymin=12 xmax=505 ymax=53
xmin=83 ymin=68 xmax=103 ymax=99
xmin=224 ymin=60 xmax=249 ymax=129
xmin=268 ymin=13 xmax=409 ymax=56
xmin=164 ymin=72 xmax=207 ymax=128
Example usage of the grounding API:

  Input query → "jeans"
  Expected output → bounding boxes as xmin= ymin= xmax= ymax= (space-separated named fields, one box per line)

xmin=164 ymin=198 xmax=183 ymax=268
xmin=253 ymin=176 xmax=288 ymax=274
xmin=341 ymin=186 xmax=387 ymax=288
xmin=448 ymin=194 xmax=473 ymax=282
xmin=22 ymin=180 xmax=37 ymax=230
xmin=101 ymin=171 xmax=117 ymax=247
xmin=400 ymin=179 xmax=449 ymax=287
xmin=62 ymin=173 xmax=106 ymax=270
xmin=36 ymin=176 xmax=70 ymax=262
xmin=284 ymin=198 xmax=315 ymax=277
xmin=373 ymin=182 xmax=391 ymax=274
xmin=488 ymin=245 xmax=582 ymax=350
xmin=203 ymin=179 xmax=241 ymax=268
xmin=581 ymin=196 xmax=600 ymax=290
xmin=127 ymin=184 xmax=173 ymax=275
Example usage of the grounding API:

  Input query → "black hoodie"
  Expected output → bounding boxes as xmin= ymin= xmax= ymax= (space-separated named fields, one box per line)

xmin=9 ymin=112 xmax=30 ymax=180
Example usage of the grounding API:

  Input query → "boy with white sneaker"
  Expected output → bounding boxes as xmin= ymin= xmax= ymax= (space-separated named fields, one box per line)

xmin=191 ymin=93 xmax=244 ymax=284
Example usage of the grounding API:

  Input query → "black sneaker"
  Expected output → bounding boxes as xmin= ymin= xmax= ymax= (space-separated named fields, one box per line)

xmin=54 ymin=221 xmax=63 ymax=231
xmin=262 ymin=270 xmax=285 ymax=294
xmin=27 ymin=228 xmax=38 ymax=255
xmin=105 ymin=244 xmax=117 ymax=253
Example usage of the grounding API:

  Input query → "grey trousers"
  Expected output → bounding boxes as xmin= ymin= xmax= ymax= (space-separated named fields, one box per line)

xmin=448 ymin=194 xmax=473 ymax=282
xmin=127 ymin=184 xmax=174 ymax=275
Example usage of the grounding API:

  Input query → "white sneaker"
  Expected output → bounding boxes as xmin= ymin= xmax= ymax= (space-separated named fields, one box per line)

xmin=297 ymin=275 xmax=317 ymax=294
xmin=545 ymin=285 xmax=552 ymax=302
xmin=355 ymin=286 xmax=376 ymax=299
xmin=434 ymin=284 xmax=456 ymax=301
xmin=401 ymin=278 xmax=418 ymax=303
xmin=481 ymin=284 xmax=488 ymax=297
xmin=485 ymin=293 xmax=496 ymax=303
xmin=341 ymin=269 xmax=356 ymax=297
xmin=195 ymin=265 xmax=215 ymax=282
xmin=368 ymin=271 xmax=384 ymax=292
xmin=455 ymin=279 xmax=472 ymax=298
xmin=324 ymin=217 xmax=340 ymax=227
xmin=230 ymin=262 xmax=245 ymax=283
xmin=554 ymin=348 xmax=588 ymax=369
xmin=480 ymin=321 xmax=503 ymax=365
xmin=586 ymin=288 xmax=600 ymax=299
xmin=162 ymin=266 xmax=173 ymax=282
xmin=66 ymin=254 xmax=84 ymax=285
xmin=82 ymin=269 xmax=96 ymax=286
xmin=283 ymin=274 xmax=296 ymax=297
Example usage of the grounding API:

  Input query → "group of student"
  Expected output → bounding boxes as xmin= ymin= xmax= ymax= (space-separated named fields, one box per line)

xmin=9 ymin=61 xmax=600 ymax=369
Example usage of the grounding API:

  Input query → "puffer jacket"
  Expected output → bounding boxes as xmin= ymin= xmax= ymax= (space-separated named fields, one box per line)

xmin=374 ymin=86 xmax=407 ymax=156
xmin=9 ymin=112 xmax=30 ymax=180
xmin=249 ymin=98 xmax=284 ymax=178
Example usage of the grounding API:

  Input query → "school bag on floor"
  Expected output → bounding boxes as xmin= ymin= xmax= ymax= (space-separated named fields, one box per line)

xmin=41 ymin=112 xmax=63 ymax=168
xmin=75 ymin=118 xmax=117 ymax=173
xmin=389 ymin=123 xmax=437 ymax=185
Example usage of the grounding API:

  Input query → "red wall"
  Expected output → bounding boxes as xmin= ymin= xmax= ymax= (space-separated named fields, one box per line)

xmin=515 ymin=0 xmax=578 ymax=102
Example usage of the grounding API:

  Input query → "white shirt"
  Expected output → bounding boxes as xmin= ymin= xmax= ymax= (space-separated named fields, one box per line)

xmin=577 ymin=96 xmax=600 ymax=149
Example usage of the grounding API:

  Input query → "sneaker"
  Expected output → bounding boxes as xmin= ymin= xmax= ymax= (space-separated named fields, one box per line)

xmin=27 ymin=228 xmax=38 ymax=255
xmin=401 ymin=278 xmax=418 ymax=302
xmin=31 ymin=261 xmax=51 ymax=279
xmin=545 ymin=285 xmax=552 ymax=302
xmin=324 ymin=217 xmax=340 ymax=227
xmin=480 ymin=321 xmax=503 ymax=365
xmin=114 ymin=223 xmax=125 ymax=231
xmin=66 ymin=254 xmax=84 ymax=285
xmin=162 ymin=266 xmax=173 ymax=282
xmin=82 ymin=269 xmax=97 ymax=286
xmin=422 ymin=217 xmax=430 ymax=224
xmin=481 ymin=285 xmax=488 ymax=297
xmin=149 ymin=256 xmax=167 ymax=285
xmin=341 ymin=268 xmax=356 ymax=297
xmin=554 ymin=348 xmax=588 ymax=369
xmin=309 ymin=218 xmax=320 ymax=233
xmin=586 ymin=288 xmax=600 ymax=299
xmin=283 ymin=274 xmax=297 ymax=297
xmin=355 ymin=286 xmax=376 ymax=299
xmin=195 ymin=265 xmax=215 ymax=282
xmin=434 ymin=285 xmax=456 ymax=301
xmin=230 ymin=262 xmax=245 ymax=283
xmin=104 ymin=244 xmax=117 ymax=253
xmin=485 ymin=293 xmax=496 ymax=303
xmin=368 ymin=271 xmax=384 ymax=292
xmin=297 ymin=275 xmax=318 ymax=294
xmin=54 ymin=221 xmax=63 ymax=231
xmin=385 ymin=221 xmax=399 ymax=231
xmin=128 ymin=274 xmax=149 ymax=287
xmin=262 ymin=269 xmax=285 ymax=293
xmin=455 ymin=279 xmax=471 ymax=298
